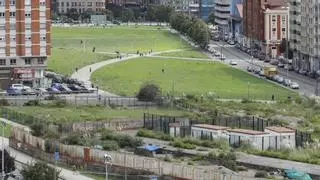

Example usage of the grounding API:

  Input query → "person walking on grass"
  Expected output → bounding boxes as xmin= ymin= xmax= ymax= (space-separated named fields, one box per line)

xmin=89 ymin=67 xmax=92 ymax=72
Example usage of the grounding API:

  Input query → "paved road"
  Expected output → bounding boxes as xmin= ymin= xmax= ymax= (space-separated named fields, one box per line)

xmin=210 ymin=40 xmax=316 ymax=97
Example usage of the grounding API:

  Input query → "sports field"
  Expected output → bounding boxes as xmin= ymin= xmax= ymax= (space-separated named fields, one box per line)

xmin=49 ymin=26 xmax=195 ymax=75
xmin=91 ymin=57 xmax=296 ymax=100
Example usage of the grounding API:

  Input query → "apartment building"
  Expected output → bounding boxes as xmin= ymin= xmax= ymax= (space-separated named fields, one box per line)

xmin=0 ymin=0 xmax=51 ymax=89
xmin=243 ymin=0 xmax=288 ymax=49
xmin=214 ymin=0 xmax=230 ymax=36
xmin=289 ymin=0 xmax=301 ymax=70
xmin=299 ymin=0 xmax=320 ymax=73
xmin=264 ymin=6 xmax=289 ymax=58
xmin=56 ymin=0 xmax=105 ymax=14
xmin=199 ymin=0 xmax=215 ymax=21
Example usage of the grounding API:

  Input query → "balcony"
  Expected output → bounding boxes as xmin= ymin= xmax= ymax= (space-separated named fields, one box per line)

xmin=215 ymin=18 xmax=228 ymax=25
xmin=215 ymin=12 xmax=230 ymax=19
xmin=215 ymin=0 xmax=230 ymax=6
xmin=215 ymin=5 xmax=229 ymax=12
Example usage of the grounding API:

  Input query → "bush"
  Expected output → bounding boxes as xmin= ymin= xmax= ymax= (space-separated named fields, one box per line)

xmin=62 ymin=133 xmax=83 ymax=145
xmin=136 ymin=82 xmax=160 ymax=102
xmin=254 ymin=171 xmax=268 ymax=178
xmin=137 ymin=129 xmax=174 ymax=141
xmin=24 ymin=100 xmax=41 ymax=106
xmin=22 ymin=162 xmax=61 ymax=180
xmin=31 ymin=123 xmax=45 ymax=137
xmin=169 ymin=139 xmax=196 ymax=149
xmin=0 ymin=99 xmax=9 ymax=106
xmin=101 ymin=130 xmax=143 ymax=148
xmin=44 ymin=94 xmax=58 ymax=100
xmin=102 ymin=140 xmax=120 ymax=151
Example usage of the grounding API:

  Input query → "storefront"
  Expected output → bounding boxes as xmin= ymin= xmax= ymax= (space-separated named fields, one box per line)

xmin=12 ymin=68 xmax=35 ymax=87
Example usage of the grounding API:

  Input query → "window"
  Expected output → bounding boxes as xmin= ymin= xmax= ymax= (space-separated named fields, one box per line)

xmin=41 ymin=36 xmax=46 ymax=40
xmin=272 ymin=28 xmax=276 ymax=32
xmin=0 ymin=1 xmax=4 ymax=6
xmin=38 ymin=58 xmax=44 ymax=64
xmin=0 ymin=13 xmax=4 ymax=17
xmin=272 ymin=15 xmax=276 ymax=22
xmin=87 ymin=2 xmax=92 ymax=6
xmin=61 ymin=2 xmax=64 ymax=6
xmin=25 ymin=24 xmax=31 ymax=30
xmin=40 ymin=23 xmax=46 ymax=29
xmin=40 ymin=1 xmax=45 ymax=6
xmin=25 ymin=58 xmax=31 ymax=65
xmin=9 ymin=12 xmax=15 ymax=17
xmin=25 ymin=13 xmax=31 ymax=17
xmin=9 ymin=0 xmax=15 ymax=6
xmin=25 ymin=36 xmax=31 ymax=40
xmin=0 ymin=59 xmax=5 ymax=65
xmin=282 ymin=28 xmax=286 ymax=32
xmin=66 ymin=2 xmax=69 ymax=6
xmin=10 ymin=59 xmax=16 ymax=65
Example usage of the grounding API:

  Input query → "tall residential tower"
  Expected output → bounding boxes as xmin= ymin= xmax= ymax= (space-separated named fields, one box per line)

xmin=0 ymin=0 xmax=51 ymax=89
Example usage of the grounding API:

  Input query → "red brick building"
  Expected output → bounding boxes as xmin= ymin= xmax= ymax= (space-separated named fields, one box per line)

xmin=0 ymin=0 xmax=51 ymax=89
xmin=243 ymin=0 xmax=288 ymax=49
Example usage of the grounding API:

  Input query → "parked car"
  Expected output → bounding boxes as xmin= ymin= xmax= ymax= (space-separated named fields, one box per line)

xmin=59 ymin=84 xmax=73 ymax=93
xmin=272 ymin=75 xmax=281 ymax=82
xmin=284 ymin=65 xmax=294 ymax=71
xmin=259 ymin=70 xmax=264 ymax=76
xmin=213 ymin=35 xmax=220 ymax=41
xmin=46 ymin=87 xmax=60 ymax=94
xmin=283 ymin=79 xmax=292 ymax=86
xmin=277 ymin=76 xmax=284 ymax=83
xmin=228 ymin=40 xmax=235 ymax=45
xmin=34 ymin=88 xmax=48 ymax=96
xmin=290 ymin=82 xmax=299 ymax=89
xmin=264 ymin=57 xmax=271 ymax=62
xmin=298 ymin=69 xmax=307 ymax=76
xmin=7 ymin=87 xmax=21 ymax=96
xmin=21 ymin=88 xmax=36 ymax=95
xmin=230 ymin=60 xmax=238 ymax=66
xmin=277 ymin=63 xmax=285 ymax=68
xmin=270 ymin=59 xmax=279 ymax=66
xmin=214 ymin=51 xmax=221 ymax=57
xmin=247 ymin=66 xmax=252 ymax=72
xmin=11 ymin=84 xmax=31 ymax=90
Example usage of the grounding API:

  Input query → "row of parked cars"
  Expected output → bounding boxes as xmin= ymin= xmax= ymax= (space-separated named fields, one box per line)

xmin=246 ymin=67 xmax=299 ymax=89
xmin=6 ymin=71 xmax=97 ymax=96
xmin=6 ymin=83 xmax=96 ymax=96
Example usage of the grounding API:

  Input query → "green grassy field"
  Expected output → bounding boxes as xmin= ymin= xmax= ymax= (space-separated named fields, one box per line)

xmin=91 ymin=57 xmax=296 ymax=100
xmin=49 ymin=26 xmax=189 ymax=75
xmin=158 ymin=48 xmax=209 ymax=59
xmin=7 ymin=106 xmax=187 ymax=123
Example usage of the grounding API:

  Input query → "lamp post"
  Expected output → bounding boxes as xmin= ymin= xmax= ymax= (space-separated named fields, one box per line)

xmin=104 ymin=154 xmax=112 ymax=180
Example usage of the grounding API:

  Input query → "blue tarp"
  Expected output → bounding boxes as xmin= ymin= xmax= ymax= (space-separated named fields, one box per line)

xmin=143 ymin=144 xmax=160 ymax=152
xmin=284 ymin=169 xmax=312 ymax=180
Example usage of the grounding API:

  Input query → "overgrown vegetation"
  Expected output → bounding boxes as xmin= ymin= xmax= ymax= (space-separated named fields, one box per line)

xmin=137 ymin=129 xmax=173 ymax=141
xmin=191 ymin=151 xmax=238 ymax=171
xmin=22 ymin=162 xmax=61 ymax=180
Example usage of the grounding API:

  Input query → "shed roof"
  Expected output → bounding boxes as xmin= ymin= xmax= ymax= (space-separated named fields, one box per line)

xmin=192 ymin=124 xmax=229 ymax=131
xmin=228 ymin=129 xmax=268 ymax=135
xmin=265 ymin=126 xmax=295 ymax=133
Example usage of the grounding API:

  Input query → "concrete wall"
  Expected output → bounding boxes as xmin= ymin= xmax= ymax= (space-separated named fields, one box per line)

xmin=264 ymin=129 xmax=296 ymax=148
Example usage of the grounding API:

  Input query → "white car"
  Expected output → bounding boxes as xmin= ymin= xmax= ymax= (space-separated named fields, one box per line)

xmin=230 ymin=60 xmax=238 ymax=65
xmin=290 ymin=82 xmax=299 ymax=89
xmin=11 ymin=84 xmax=31 ymax=90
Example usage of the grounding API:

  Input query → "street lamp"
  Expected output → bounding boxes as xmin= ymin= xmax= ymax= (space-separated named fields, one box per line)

xmin=1 ymin=122 xmax=5 ymax=179
xmin=104 ymin=154 xmax=112 ymax=180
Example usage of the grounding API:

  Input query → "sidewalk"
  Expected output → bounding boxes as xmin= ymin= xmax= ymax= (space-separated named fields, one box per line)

xmin=70 ymin=49 xmax=185 ymax=97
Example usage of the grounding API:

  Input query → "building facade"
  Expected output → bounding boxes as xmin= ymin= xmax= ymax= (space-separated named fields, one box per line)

xmin=289 ymin=0 xmax=301 ymax=71
xmin=214 ymin=0 xmax=230 ymax=36
xmin=265 ymin=126 xmax=296 ymax=148
xmin=299 ymin=0 xmax=320 ymax=73
xmin=191 ymin=124 xmax=229 ymax=139
xmin=263 ymin=6 xmax=289 ymax=58
xmin=199 ymin=0 xmax=215 ymax=21
xmin=229 ymin=0 xmax=243 ymax=41
xmin=56 ymin=0 xmax=105 ymax=14
xmin=243 ymin=0 xmax=288 ymax=49
xmin=0 ymin=0 xmax=51 ymax=89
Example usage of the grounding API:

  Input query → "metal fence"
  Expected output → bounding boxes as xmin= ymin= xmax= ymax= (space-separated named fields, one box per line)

xmin=10 ymin=128 xmax=265 ymax=180
xmin=1 ymin=95 xmax=164 ymax=107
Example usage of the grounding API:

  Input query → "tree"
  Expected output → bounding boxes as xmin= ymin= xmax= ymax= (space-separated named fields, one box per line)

xmin=154 ymin=5 xmax=172 ymax=22
xmin=0 ymin=150 xmax=15 ymax=175
xmin=65 ymin=8 xmax=79 ymax=21
xmin=136 ymin=83 xmax=160 ymax=102
xmin=31 ymin=123 xmax=44 ymax=137
xmin=208 ymin=12 xmax=215 ymax=24
xmin=279 ymin=38 xmax=287 ymax=55
xmin=104 ymin=9 xmax=114 ymax=21
xmin=22 ymin=162 xmax=61 ymax=180
xmin=121 ymin=8 xmax=135 ymax=22
xmin=146 ymin=5 xmax=156 ymax=21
